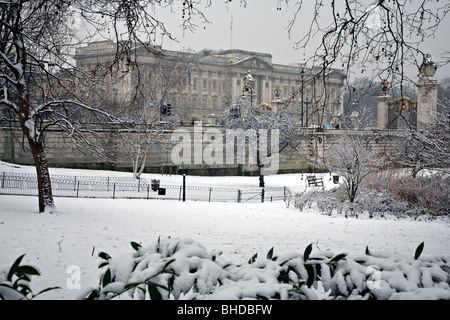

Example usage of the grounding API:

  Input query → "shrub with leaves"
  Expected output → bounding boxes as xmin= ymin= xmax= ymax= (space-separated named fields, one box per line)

xmin=83 ymin=236 xmax=232 ymax=300
xmin=0 ymin=254 xmax=60 ymax=300
xmin=82 ymin=237 xmax=450 ymax=300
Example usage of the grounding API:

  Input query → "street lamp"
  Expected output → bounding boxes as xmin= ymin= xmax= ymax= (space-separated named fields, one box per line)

xmin=304 ymin=96 xmax=310 ymax=127
xmin=243 ymin=70 xmax=255 ymax=106
xmin=300 ymin=68 xmax=305 ymax=126
xmin=273 ymin=86 xmax=281 ymax=100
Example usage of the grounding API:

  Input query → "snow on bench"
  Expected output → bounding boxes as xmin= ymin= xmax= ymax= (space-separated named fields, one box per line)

xmin=306 ymin=175 xmax=324 ymax=187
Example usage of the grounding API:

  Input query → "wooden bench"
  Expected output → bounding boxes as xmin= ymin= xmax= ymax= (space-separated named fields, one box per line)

xmin=306 ymin=175 xmax=324 ymax=187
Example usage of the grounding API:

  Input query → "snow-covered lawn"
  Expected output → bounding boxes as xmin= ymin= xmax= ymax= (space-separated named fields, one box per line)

xmin=0 ymin=161 xmax=449 ymax=300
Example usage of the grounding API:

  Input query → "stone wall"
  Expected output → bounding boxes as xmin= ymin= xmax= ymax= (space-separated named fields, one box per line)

xmin=0 ymin=125 xmax=396 ymax=176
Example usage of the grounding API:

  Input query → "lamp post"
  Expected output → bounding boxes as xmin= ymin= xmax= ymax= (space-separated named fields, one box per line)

xmin=272 ymin=86 xmax=282 ymax=114
xmin=305 ymin=97 xmax=310 ymax=127
xmin=243 ymin=70 xmax=255 ymax=107
xmin=300 ymin=68 xmax=305 ymax=126
xmin=274 ymin=86 xmax=281 ymax=101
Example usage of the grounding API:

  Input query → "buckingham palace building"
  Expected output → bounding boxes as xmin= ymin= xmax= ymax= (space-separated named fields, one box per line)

xmin=74 ymin=40 xmax=345 ymax=127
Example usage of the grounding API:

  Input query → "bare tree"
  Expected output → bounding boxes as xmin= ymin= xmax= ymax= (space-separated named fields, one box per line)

xmin=117 ymin=50 xmax=196 ymax=179
xmin=321 ymin=131 xmax=387 ymax=203
xmin=0 ymin=0 xmax=209 ymax=212
xmin=284 ymin=0 xmax=449 ymax=97
xmin=218 ymin=100 xmax=303 ymax=187
xmin=438 ymin=77 xmax=450 ymax=103
xmin=389 ymin=100 xmax=450 ymax=177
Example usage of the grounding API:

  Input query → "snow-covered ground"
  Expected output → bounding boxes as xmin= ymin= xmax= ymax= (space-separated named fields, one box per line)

xmin=0 ymin=161 xmax=449 ymax=300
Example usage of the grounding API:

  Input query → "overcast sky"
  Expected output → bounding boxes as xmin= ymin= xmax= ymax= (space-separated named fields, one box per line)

xmin=154 ymin=1 xmax=319 ymax=64
xmin=150 ymin=0 xmax=449 ymax=81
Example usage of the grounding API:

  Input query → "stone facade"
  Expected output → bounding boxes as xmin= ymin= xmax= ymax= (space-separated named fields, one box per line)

xmin=0 ymin=124 xmax=396 ymax=176
xmin=0 ymin=43 xmax=352 ymax=176
xmin=74 ymin=41 xmax=345 ymax=127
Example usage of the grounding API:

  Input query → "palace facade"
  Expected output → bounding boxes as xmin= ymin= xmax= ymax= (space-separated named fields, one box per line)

xmin=74 ymin=41 xmax=345 ymax=127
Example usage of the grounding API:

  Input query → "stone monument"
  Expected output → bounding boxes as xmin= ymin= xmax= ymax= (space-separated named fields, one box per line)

xmin=377 ymin=79 xmax=390 ymax=129
xmin=377 ymin=54 xmax=439 ymax=129
xmin=416 ymin=54 xmax=438 ymax=128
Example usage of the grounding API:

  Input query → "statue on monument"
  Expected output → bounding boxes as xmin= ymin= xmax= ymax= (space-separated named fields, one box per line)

xmin=380 ymin=79 xmax=389 ymax=96
xmin=419 ymin=54 xmax=437 ymax=79
xmin=416 ymin=53 xmax=438 ymax=128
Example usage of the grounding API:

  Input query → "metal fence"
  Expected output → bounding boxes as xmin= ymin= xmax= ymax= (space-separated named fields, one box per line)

xmin=0 ymin=172 xmax=291 ymax=203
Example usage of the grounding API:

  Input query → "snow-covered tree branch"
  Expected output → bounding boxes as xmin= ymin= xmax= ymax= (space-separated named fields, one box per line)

xmin=0 ymin=0 xmax=212 ymax=212
xmin=389 ymin=100 xmax=450 ymax=177
xmin=321 ymin=131 xmax=387 ymax=203
xmin=284 ymin=0 xmax=449 ymax=95
xmin=218 ymin=100 xmax=304 ymax=187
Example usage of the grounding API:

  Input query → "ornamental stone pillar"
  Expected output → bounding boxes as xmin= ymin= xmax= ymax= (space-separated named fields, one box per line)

xmin=416 ymin=54 xmax=438 ymax=129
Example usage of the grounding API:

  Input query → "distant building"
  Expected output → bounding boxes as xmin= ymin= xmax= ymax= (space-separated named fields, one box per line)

xmin=75 ymin=40 xmax=345 ymax=126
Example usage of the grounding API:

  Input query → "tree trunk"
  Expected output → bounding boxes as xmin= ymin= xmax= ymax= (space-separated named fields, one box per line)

xmin=134 ymin=144 xmax=149 ymax=180
xmin=10 ymin=11 xmax=55 ymax=213
xmin=29 ymin=139 xmax=55 ymax=213
xmin=257 ymin=148 xmax=265 ymax=188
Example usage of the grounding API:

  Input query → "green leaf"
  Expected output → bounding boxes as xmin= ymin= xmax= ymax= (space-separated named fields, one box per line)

xmin=172 ymin=242 xmax=180 ymax=255
xmin=102 ymin=269 xmax=112 ymax=288
xmin=303 ymin=243 xmax=313 ymax=262
xmin=305 ymin=265 xmax=316 ymax=288
xmin=7 ymin=254 xmax=26 ymax=281
xmin=16 ymin=265 xmax=40 ymax=277
xmin=329 ymin=253 xmax=347 ymax=264
xmin=279 ymin=259 xmax=290 ymax=267
xmin=414 ymin=242 xmax=424 ymax=260
xmin=33 ymin=286 xmax=61 ymax=298
xmin=131 ymin=241 xmax=142 ymax=251
xmin=147 ymin=282 xmax=163 ymax=300
xmin=124 ymin=282 xmax=142 ymax=291
xmin=365 ymin=246 xmax=370 ymax=256
xmin=248 ymin=253 xmax=258 ymax=264
xmin=162 ymin=259 xmax=176 ymax=271
xmin=267 ymin=247 xmax=274 ymax=260
xmin=98 ymin=252 xmax=111 ymax=261
xmin=84 ymin=289 xmax=100 ymax=300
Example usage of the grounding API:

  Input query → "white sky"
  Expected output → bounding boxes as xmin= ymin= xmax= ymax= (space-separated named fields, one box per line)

xmin=150 ymin=0 xmax=450 ymax=81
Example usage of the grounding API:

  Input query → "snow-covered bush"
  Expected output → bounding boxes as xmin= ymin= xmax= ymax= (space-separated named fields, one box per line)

xmin=292 ymin=189 xmax=341 ymax=216
xmin=82 ymin=237 xmax=233 ymax=300
xmin=365 ymin=170 xmax=450 ymax=217
xmin=82 ymin=237 xmax=450 ymax=300
xmin=291 ymin=179 xmax=443 ymax=220
xmin=0 ymin=254 xmax=60 ymax=300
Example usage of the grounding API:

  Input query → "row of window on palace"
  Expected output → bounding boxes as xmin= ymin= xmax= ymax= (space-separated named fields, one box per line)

xmin=129 ymin=73 xmax=297 ymax=95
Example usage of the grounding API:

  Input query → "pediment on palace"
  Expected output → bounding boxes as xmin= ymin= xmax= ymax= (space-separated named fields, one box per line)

xmin=229 ymin=56 xmax=273 ymax=70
